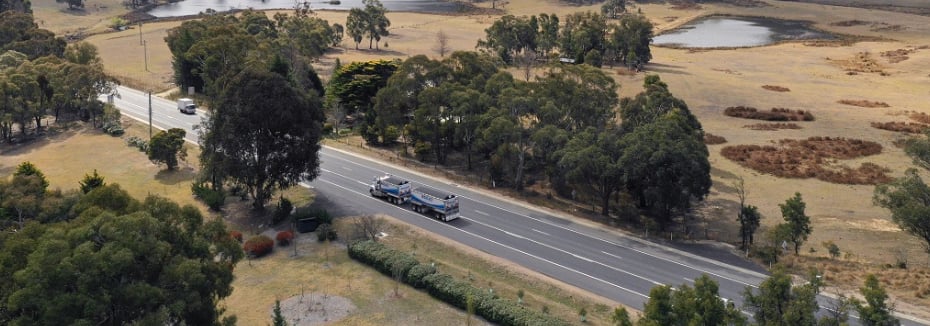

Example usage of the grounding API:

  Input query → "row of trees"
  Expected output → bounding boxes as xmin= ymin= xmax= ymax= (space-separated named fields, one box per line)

xmin=345 ymin=0 xmax=390 ymax=50
xmin=166 ymin=9 xmax=331 ymax=210
xmin=477 ymin=10 xmax=653 ymax=68
xmin=0 ymin=11 xmax=117 ymax=142
xmin=611 ymin=270 xmax=898 ymax=326
xmin=326 ymin=49 xmax=709 ymax=228
xmin=0 ymin=163 xmax=243 ymax=325
xmin=166 ymin=9 xmax=340 ymax=97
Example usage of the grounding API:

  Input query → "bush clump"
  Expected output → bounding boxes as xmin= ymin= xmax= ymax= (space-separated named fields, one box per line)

xmin=704 ymin=133 xmax=727 ymax=145
xmin=191 ymin=182 xmax=226 ymax=211
xmin=317 ymin=223 xmax=337 ymax=242
xmin=294 ymin=207 xmax=332 ymax=225
xmin=243 ymin=235 xmax=274 ymax=258
xmin=348 ymin=240 xmax=570 ymax=326
xmin=871 ymin=121 xmax=927 ymax=134
xmin=276 ymin=231 xmax=294 ymax=247
xmin=229 ymin=230 xmax=243 ymax=243
xmin=273 ymin=197 xmax=293 ymax=225
xmin=724 ymin=106 xmax=814 ymax=121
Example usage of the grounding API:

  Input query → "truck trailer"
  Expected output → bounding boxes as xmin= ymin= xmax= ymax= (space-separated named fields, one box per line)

xmin=369 ymin=175 xmax=411 ymax=204
xmin=410 ymin=186 xmax=460 ymax=222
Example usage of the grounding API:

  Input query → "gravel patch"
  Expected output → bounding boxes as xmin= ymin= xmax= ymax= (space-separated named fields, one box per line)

xmin=273 ymin=293 xmax=356 ymax=326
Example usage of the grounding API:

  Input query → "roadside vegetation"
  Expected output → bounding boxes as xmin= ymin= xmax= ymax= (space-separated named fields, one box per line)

xmin=6 ymin=0 xmax=930 ymax=323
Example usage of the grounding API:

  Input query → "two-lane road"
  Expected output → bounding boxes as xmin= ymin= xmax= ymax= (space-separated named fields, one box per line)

xmin=104 ymin=85 xmax=928 ymax=325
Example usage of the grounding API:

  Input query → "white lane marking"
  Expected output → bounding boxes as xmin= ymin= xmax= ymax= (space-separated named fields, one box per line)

xmin=532 ymin=229 xmax=550 ymax=236
xmin=601 ymin=251 xmax=623 ymax=260
xmin=683 ymin=277 xmax=693 ymax=283
xmin=474 ymin=210 xmax=489 ymax=216
xmin=314 ymin=176 xmax=650 ymax=299
xmin=320 ymin=169 xmax=369 ymax=186
xmin=341 ymin=166 xmax=353 ymax=171
xmin=466 ymin=217 xmax=663 ymax=286
xmin=317 ymin=150 xmax=759 ymax=288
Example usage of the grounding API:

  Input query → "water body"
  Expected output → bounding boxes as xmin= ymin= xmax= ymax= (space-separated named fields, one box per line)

xmin=147 ymin=0 xmax=464 ymax=18
xmin=653 ymin=16 xmax=836 ymax=48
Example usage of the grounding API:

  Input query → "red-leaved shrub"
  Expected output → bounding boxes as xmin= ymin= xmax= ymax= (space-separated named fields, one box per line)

xmin=230 ymin=230 xmax=243 ymax=243
xmin=243 ymin=235 xmax=274 ymax=257
xmin=276 ymin=231 xmax=295 ymax=247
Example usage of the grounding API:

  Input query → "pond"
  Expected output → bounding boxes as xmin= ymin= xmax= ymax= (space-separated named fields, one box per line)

xmin=653 ymin=16 xmax=836 ymax=48
xmin=146 ymin=0 xmax=466 ymax=18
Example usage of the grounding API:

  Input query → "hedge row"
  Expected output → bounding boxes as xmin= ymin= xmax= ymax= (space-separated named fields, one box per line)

xmin=348 ymin=240 xmax=569 ymax=326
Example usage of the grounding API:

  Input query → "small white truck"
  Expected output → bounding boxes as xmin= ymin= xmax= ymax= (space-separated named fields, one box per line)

xmin=369 ymin=175 xmax=411 ymax=204
xmin=410 ymin=186 xmax=460 ymax=222
xmin=177 ymin=98 xmax=196 ymax=114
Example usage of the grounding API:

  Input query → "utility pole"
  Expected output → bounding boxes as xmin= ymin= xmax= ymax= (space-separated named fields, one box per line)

xmin=139 ymin=23 xmax=143 ymax=45
xmin=143 ymin=40 xmax=148 ymax=72
xmin=148 ymin=91 xmax=153 ymax=139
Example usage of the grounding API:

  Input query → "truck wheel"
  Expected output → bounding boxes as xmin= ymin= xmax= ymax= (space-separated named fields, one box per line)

xmin=413 ymin=206 xmax=420 ymax=213
xmin=438 ymin=214 xmax=445 ymax=221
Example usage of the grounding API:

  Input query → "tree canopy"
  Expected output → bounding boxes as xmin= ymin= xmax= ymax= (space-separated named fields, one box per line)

xmin=779 ymin=192 xmax=812 ymax=255
xmin=0 ymin=180 xmax=243 ymax=325
xmin=874 ymin=168 xmax=930 ymax=257
xmin=202 ymin=67 xmax=325 ymax=210
xmin=147 ymin=128 xmax=187 ymax=170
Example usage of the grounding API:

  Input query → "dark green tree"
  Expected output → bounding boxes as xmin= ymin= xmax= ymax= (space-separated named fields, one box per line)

xmin=272 ymin=299 xmax=287 ymax=326
xmin=780 ymin=192 xmax=812 ymax=255
xmin=557 ymin=127 xmax=622 ymax=216
xmin=904 ymin=129 xmax=930 ymax=171
xmin=0 ymin=187 xmax=243 ymax=325
xmin=476 ymin=14 xmax=538 ymax=64
xmin=13 ymin=161 xmax=48 ymax=191
xmin=147 ymin=128 xmax=187 ymax=170
xmin=607 ymin=14 xmax=653 ymax=69
xmin=362 ymin=0 xmax=390 ymax=50
xmin=0 ymin=174 xmax=44 ymax=228
xmin=558 ymin=12 xmax=608 ymax=64
xmin=534 ymin=64 xmax=618 ymax=132
xmin=325 ymin=59 xmax=398 ymax=117
xmin=601 ymin=0 xmax=626 ymax=19
xmin=734 ymin=177 xmax=762 ymax=251
xmin=610 ymin=306 xmax=632 ymax=326
xmin=345 ymin=8 xmax=367 ymax=49
xmin=854 ymin=274 xmax=899 ymax=326
xmin=637 ymin=274 xmax=746 ymax=326
xmin=202 ymin=67 xmax=324 ymax=210
xmin=78 ymin=169 xmax=105 ymax=194
xmin=618 ymin=110 xmax=711 ymax=228
xmin=874 ymin=168 xmax=930 ymax=260
xmin=743 ymin=269 xmax=821 ymax=325
xmin=641 ymin=285 xmax=673 ymax=326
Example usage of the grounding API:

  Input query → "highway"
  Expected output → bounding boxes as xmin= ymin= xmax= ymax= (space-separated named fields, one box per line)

xmin=103 ymin=85 xmax=927 ymax=325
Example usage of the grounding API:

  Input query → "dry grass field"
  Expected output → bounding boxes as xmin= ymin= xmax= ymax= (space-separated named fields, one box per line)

xmin=30 ymin=0 xmax=930 ymax=320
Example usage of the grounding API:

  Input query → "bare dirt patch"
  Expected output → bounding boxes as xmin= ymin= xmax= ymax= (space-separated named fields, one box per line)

xmin=837 ymin=99 xmax=890 ymax=108
xmin=761 ymin=85 xmax=791 ymax=92
xmin=274 ymin=293 xmax=356 ymax=326
xmin=704 ymin=133 xmax=727 ymax=145
xmin=720 ymin=137 xmax=891 ymax=185
xmin=871 ymin=121 xmax=928 ymax=134
xmin=744 ymin=123 xmax=802 ymax=131
xmin=724 ymin=106 xmax=815 ymax=121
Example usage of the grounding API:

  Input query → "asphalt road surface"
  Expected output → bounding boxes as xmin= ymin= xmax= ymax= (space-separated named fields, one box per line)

xmin=103 ymin=85 xmax=927 ymax=325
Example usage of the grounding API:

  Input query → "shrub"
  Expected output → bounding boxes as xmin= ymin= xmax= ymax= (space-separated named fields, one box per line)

xmin=273 ymin=197 xmax=293 ymax=225
xmin=125 ymin=136 xmax=148 ymax=152
xmin=191 ymin=182 xmax=225 ymax=211
xmin=229 ymin=230 xmax=243 ymax=243
xmin=243 ymin=235 xmax=274 ymax=257
xmin=347 ymin=240 xmax=570 ymax=326
xmin=751 ymin=244 xmax=779 ymax=265
xmin=317 ymin=223 xmax=337 ymax=242
xmin=704 ymin=133 xmax=727 ymax=145
xmin=322 ymin=122 xmax=334 ymax=135
xmin=276 ymin=231 xmax=294 ymax=246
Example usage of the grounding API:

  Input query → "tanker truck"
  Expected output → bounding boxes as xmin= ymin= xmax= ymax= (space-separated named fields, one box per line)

xmin=369 ymin=174 xmax=411 ymax=204
xmin=410 ymin=186 xmax=460 ymax=222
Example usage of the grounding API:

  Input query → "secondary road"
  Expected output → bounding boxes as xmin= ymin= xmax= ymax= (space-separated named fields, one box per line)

xmin=104 ymin=85 xmax=927 ymax=325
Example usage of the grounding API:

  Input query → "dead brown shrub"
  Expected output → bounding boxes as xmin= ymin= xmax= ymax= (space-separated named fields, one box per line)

xmin=761 ymin=85 xmax=791 ymax=92
xmin=871 ymin=121 xmax=928 ymax=134
xmin=909 ymin=112 xmax=930 ymax=124
xmin=720 ymin=137 xmax=889 ymax=185
xmin=881 ymin=48 xmax=917 ymax=64
xmin=704 ymin=133 xmax=727 ymax=145
xmin=837 ymin=99 xmax=890 ymax=108
xmin=724 ymin=106 xmax=815 ymax=121
xmin=744 ymin=123 xmax=802 ymax=131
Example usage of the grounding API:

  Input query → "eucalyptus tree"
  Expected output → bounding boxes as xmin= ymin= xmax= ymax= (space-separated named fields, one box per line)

xmin=202 ymin=67 xmax=324 ymax=210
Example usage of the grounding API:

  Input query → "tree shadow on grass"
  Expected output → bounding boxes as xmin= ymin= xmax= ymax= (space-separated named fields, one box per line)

xmin=154 ymin=166 xmax=197 ymax=185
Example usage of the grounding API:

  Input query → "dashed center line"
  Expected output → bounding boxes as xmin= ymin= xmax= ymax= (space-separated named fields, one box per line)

xmin=532 ymin=229 xmax=550 ymax=236
xmin=474 ymin=210 xmax=489 ymax=216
